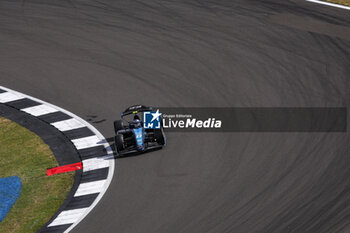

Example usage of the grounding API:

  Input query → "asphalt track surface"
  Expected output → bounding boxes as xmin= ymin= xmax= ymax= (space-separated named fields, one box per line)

xmin=0 ymin=0 xmax=350 ymax=232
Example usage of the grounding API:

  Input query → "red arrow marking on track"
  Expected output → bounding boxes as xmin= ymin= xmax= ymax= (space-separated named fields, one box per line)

xmin=46 ymin=162 xmax=83 ymax=176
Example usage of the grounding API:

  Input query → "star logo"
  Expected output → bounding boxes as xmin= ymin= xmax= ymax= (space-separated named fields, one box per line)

xmin=143 ymin=110 xmax=162 ymax=129
xmin=151 ymin=109 xmax=161 ymax=122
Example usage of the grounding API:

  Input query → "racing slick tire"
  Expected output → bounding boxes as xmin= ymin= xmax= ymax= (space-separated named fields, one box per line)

xmin=154 ymin=129 xmax=165 ymax=146
xmin=114 ymin=120 xmax=125 ymax=134
xmin=115 ymin=134 xmax=125 ymax=156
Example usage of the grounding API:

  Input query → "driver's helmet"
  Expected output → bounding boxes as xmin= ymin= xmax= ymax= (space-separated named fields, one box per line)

xmin=132 ymin=115 xmax=142 ymax=128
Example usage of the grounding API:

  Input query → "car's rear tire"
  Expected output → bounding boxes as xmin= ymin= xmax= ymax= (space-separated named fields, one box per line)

xmin=154 ymin=129 xmax=165 ymax=146
xmin=114 ymin=120 xmax=125 ymax=134
xmin=115 ymin=134 xmax=125 ymax=156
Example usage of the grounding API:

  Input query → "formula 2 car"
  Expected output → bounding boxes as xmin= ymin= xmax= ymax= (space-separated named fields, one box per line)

xmin=114 ymin=105 xmax=166 ymax=157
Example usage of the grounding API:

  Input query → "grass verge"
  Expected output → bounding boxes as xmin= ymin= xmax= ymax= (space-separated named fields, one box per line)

xmin=0 ymin=117 xmax=74 ymax=233
xmin=322 ymin=0 xmax=350 ymax=6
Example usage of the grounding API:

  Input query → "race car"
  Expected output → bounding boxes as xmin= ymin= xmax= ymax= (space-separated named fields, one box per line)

xmin=114 ymin=105 xmax=166 ymax=157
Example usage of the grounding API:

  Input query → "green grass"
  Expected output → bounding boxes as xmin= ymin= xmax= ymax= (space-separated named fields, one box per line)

xmin=323 ymin=0 xmax=350 ymax=6
xmin=0 ymin=117 xmax=74 ymax=233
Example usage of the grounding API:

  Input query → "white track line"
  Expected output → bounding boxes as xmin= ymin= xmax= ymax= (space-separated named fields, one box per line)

xmin=0 ymin=91 xmax=25 ymax=103
xmin=306 ymin=0 xmax=350 ymax=10
xmin=72 ymin=135 xmax=102 ymax=150
xmin=22 ymin=104 xmax=58 ymax=116
xmin=0 ymin=86 xmax=115 ymax=233
xmin=82 ymin=156 xmax=110 ymax=172
xmin=48 ymin=208 xmax=89 ymax=227
xmin=51 ymin=118 xmax=86 ymax=131
xmin=74 ymin=180 xmax=107 ymax=197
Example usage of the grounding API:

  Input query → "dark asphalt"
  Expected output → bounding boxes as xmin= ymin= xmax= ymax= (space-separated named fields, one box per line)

xmin=0 ymin=0 xmax=350 ymax=232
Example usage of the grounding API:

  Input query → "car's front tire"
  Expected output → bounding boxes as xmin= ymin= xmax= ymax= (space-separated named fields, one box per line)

xmin=115 ymin=134 xmax=125 ymax=156
xmin=154 ymin=129 xmax=165 ymax=146
xmin=114 ymin=120 xmax=125 ymax=134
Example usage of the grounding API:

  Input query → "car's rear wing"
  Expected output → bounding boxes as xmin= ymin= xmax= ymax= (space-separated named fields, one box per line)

xmin=121 ymin=105 xmax=153 ymax=117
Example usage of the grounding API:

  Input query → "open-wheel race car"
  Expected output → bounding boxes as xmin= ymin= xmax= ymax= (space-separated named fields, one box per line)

xmin=113 ymin=105 xmax=166 ymax=157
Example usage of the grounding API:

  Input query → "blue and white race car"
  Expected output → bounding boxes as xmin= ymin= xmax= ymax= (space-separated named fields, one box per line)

xmin=114 ymin=105 xmax=166 ymax=157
